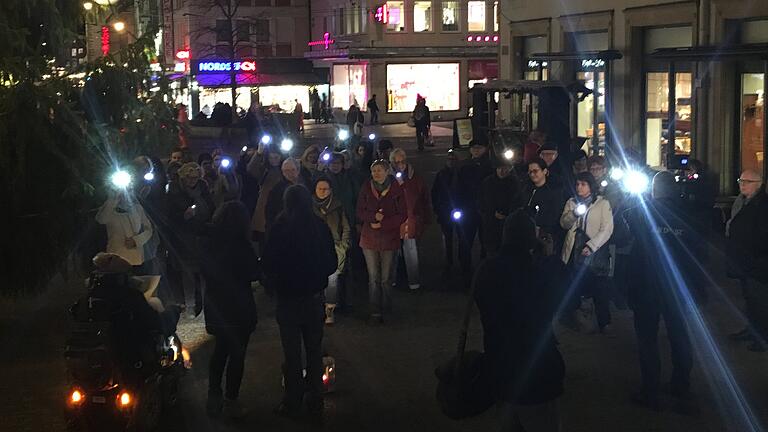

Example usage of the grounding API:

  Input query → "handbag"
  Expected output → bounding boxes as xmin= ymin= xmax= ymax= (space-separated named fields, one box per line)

xmin=573 ymin=228 xmax=611 ymax=277
xmin=434 ymin=279 xmax=494 ymax=419
xmin=407 ymin=115 xmax=416 ymax=127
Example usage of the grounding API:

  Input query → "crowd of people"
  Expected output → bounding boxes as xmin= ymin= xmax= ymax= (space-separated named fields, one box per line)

xmin=92 ymin=127 xmax=768 ymax=428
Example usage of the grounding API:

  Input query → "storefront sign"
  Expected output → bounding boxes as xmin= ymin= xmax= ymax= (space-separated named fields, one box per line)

xmin=375 ymin=4 xmax=389 ymax=24
xmin=581 ymin=59 xmax=606 ymax=69
xmin=466 ymin=34 xmax=499 ymax=43
xmin=196 ymin=60 xmax=257 ymax=73
xmin=162 ymin=0 xmax=174 ymax=64
xmin=308 ymin=33 xmax=335 ymax=49
xmin=176 ymin=50 xmax=190 ymax=60
xmin=174 ymin=62 xmax=186 ymax=72
xmin=100 ymin=26 xmax=110 ymax=56
xmin=527 ymin=60 xmax=548 ymax=69
xmin=455 ymin=118 xmax=474 ymax=147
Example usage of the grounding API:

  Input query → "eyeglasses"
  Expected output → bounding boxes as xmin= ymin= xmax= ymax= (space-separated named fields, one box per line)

xmin=737 ymin=178 xmax=761 ymax=184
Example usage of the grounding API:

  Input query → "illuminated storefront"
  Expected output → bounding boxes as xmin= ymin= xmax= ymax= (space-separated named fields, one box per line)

xmin=386 ymin=63 xmax=460 ymax=112
xmin=331 ymin=64 xmax=367 ymax=109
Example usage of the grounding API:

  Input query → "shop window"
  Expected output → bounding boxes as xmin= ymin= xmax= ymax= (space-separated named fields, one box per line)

xmin=386 ymin=1 xmax=405 ymax=32
xmin=741 ymin=73 xmax=765 ymax=174
xmin=645 ymin=72 xmax=693 ymax=167
xmin=259 ymin=85 xmax=311 ymax=112
xmin=742 ymin=20 xmax=768 ymax=43
xmin=332 ymin=64 xmax=367 ymax=109
xmin=251 ymin=19 xmax=270 ymax=42
xmin=442 ymin=1 xmax=458 ymax=32
xmin=467 ymin=1 xmax=485 ymax=32
xmin=386 ymin=63 xmax=460 ymax=112
xmin=576 ymin=71 xmax=606 ymax=154
xmin=493 ymin=1 xmax=498 ymax=32
xmin=199 ymin=87 xmax=252 ymax=114
xmin=414 ymin=1 xmax=432 ymax=32
xmin=275 ymin=43 xmax=292 ymax=56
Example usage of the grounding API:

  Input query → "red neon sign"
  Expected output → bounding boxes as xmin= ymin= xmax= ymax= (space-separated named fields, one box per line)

xmin=375 ymin=4 xmax=389 ymax=23
xmin=176 ymin=49 xmax=190 ymax=60
xmin=308 ymin=32 xmax=335 ymax=49
xmin=101 ymin=26 xmax=110 ymax=56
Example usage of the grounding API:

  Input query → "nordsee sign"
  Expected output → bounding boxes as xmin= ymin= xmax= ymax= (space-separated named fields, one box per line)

xmin=196 ymin=60 xmax=257 ymax=73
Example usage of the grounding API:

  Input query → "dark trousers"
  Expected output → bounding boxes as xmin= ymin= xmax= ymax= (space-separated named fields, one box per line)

xmin=209 ymin=329 xmax=251 ymax=400
xmin=276 ymin=294 xmax=325 ymax=410
xmin=743 ymin=278 xmax=768 ymax=341
xmin=632 ymin=296 xmax=692 ymax=397
xmin=457 ymin=214 xmax=484 ymax=275
xmin=370 ymin=110 xmax=378 ymax=125
xmin=565 ymin=265 xmax=611 ymax=328
xmin=440 ymin=222 xmax=455 ymax=267
xmin=416 ymin=124 xmax=429 ymax=149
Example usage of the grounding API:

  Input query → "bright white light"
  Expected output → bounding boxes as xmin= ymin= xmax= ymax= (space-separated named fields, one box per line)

xmin=322 ymin=152 xmax=331 ymax=162
xmin=693 ymin=173 xmax=699 ymax=179
xmin=280 ymin=138 xmax=294 ymax=152
xmin=143 ymin=172 xmax=155 ymax=181
xmin=622 ymin=170 xmax=649 ymax=195
xmin=600 ymin=180 xmax=608 ymax=188
xmin=110 ymin=170 xmax=132 ymax=188
xmin=113 ymin=21 xmax=125 ymax=32
xmin=261 ymin=135 xmax=272 ymax=145
xmin=575 ymin=204 xmax=587 ymax=216
xmin=83 ymin=2 xmax=94 ymax=11
xmin=368 ymin=133 xmax=376 ymax=140
xmin=338 ymin=130 xmax=349 ymax=141
xmin=610 ymin=168 xmax=625 ymax=181
xmin=220 ymin=158 xmax=231 ymax=168
xmin=395 ymin=172 xmax=403 ymax=179
xmin=241 ymin=146 xmax=248 ymax=152
xmin=452 ymin=210 xmax=463 ymax=220
xmin=503 ymin=149 xmax=514 ymax=160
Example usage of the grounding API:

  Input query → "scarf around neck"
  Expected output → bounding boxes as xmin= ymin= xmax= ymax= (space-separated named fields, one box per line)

xmin=313 ymin=192 xmax=333 ymax=213
xmin=372 ymin=176 xmax=392 ymax=194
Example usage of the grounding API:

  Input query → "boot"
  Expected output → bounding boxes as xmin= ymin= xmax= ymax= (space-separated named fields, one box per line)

xmin=325 ymin=304 xmax=336 ymax=325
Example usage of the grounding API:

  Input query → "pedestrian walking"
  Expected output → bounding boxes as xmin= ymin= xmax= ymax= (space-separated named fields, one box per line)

xmin=390 ymin=148 xmax=430 ymax=290
xmin=726 ymin=169 xmax=768 ymax=352
xmin=367 ymin=94 xmax=380 ymax=125
xmin=263 ymin=185 xmax=337 ymax=420
xmin=311 ymin=89 xmax=321 ymax=124
xmin=474 ymin=210 xmax=565 ymax=432
xmin=313 ymin=177 xmax=351 ymax=324
xmin=294 ymin=99 xmax=304 ymax=133
xmin=412 ymin=96 xmax=431 ymax=151
xmin=200 ymin=201 xmax=258 ymax=419
xmin=559 ymin=172 xmax=613 ymax=333
xmin=357 ymin=159 xmax=407 ymax=324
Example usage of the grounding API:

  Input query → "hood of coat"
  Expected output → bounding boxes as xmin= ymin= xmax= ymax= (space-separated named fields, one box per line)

xmin=301 ymin=144 xmax=321 ymax=171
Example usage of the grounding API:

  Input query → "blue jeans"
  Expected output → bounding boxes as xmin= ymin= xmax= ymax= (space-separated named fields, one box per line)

xmin=363 ymin=249 xmax=395 ymax=316
xmin=392 ymin=239 xmax=420 ymax=286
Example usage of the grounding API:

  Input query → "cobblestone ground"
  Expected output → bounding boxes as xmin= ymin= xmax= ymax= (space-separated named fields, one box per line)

xmin=2 ymin=129 xmax=768 ymax=431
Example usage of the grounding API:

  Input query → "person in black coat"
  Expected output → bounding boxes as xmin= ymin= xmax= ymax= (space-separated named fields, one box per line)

xmin=726 ymin=170 xmax=768 ymax=352
xmin=521 ymin=157 xmax=567 ymax=256
xmin=263 ymin=185 xmax=337 ymax=419
xmin=200 ymin=201 xmax=258 ymax=418
xmin=431 ymin=149 xmax=463 ymax=270
xmin=264 ymin=158 xmax=306 ymax=233
xmin=474 ymin=210 xmax=565 ymax=431
xmin=479 ymin=163 xmax=521 ymax=256
xmin=455 ymin=142 xmax=494 ymax=278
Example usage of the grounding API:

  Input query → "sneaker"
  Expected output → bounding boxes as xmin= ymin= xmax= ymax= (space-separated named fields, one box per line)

xmin=324 ymin=304 xmax=336 ymax=325
xmin=206 ymin=391 xmax=223 ymax=417
xmin=409 ymin=283 xmax=420 ymax=291
xmin=223 ymin=398 xmax=246 ymax=419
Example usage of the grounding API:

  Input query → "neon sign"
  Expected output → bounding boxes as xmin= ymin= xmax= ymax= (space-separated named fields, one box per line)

xmin=197 ymin=60 xmax=257 ymax=73
xmin=466 ymin=34 xmax=499 ymax=43
xmin=176 ymin=50 xmax=190 ymax=60
xmin=308 ymin=32 xmax=335 ymax=49
xmin=101 ymin=26 xmax=110 ymax=56
xmin=527 ymin=60 xmax=548 ymax=69
xmin=581 ymin=59 xmax=606 ymax=69
xmin=375 ymin=4 xmax=389 ymax=23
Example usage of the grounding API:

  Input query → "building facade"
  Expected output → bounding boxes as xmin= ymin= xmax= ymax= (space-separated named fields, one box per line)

xmin=306 ymin=0 xmax=501 ymax=123
xmin=498 ymin=0 xmax=768 ymax=195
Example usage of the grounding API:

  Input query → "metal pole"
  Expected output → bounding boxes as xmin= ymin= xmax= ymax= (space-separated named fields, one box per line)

xmin=667 ymin=62 xmax=677 ymax=167
xmin=605 ymin=61 xmax=611 ymax=156
xmin=763 ymin=60 xmax=768 ymax=182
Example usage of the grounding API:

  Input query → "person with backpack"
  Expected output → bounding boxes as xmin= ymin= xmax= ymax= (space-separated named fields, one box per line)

xmin=412 ymin=95 xmax=431 ymax=151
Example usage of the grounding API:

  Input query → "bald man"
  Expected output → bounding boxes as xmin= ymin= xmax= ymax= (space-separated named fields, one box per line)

xmin=726 ymin=170 xmax=768 ymax=352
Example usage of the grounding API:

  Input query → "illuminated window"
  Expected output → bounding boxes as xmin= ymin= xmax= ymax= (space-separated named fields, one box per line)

xmin=740 ymin=73 xmax=764 ymax=174
xmin=468 ymin=1 xmax=485 ymax=32
xmin=442 ymin=1 xmax=458 ymax=32
xmin=414 ymin=1 xmax=432 ymax=32
xmin=645 ymin=72 xmax=693 ymax=167
xmin=332 ymin=64 xmax=367 ymax=109
xmin=386 ymin=63 xmax=460 ymax=112
xmin=386 ymin=1 xmax=405 ymax=32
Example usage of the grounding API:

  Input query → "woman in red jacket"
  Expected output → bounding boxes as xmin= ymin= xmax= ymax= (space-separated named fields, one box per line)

xmin=356 ymin=159 xmax=407 ymax=324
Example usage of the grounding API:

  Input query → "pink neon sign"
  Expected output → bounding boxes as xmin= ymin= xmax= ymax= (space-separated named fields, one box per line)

xmin=308 ymin=32 xmax=335 ymax=49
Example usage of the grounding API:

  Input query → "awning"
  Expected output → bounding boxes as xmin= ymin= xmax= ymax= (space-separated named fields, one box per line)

xmin=305 ymin=46 xmax=498 ymax=60
xmin=471 ymin=79 xmax=592 ymax=101
xmin=649 ymin=43 xmax=768 ymax=62
xmin=196 ymin=72 xmax=327 ymax=88
xmin=528 ymin=49 xmax=623 ymax=61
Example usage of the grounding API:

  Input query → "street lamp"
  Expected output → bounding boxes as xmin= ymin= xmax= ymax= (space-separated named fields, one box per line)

xmin=113 ymin=21 xmax=125 ymax=32
xmin=83 ymin=1 xmax=94 ymax=11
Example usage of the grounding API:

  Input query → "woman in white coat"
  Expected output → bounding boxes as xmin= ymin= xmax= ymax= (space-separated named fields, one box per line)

xmin=96 ymin=190 xmax=154 ymax=272
xmin=560 ymin=172 xmax=614 ymax=333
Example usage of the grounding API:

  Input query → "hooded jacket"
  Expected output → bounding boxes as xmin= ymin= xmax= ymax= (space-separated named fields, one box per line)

xmin=560 ymin=195 xmax=613 ymax=265
xmin=314 ymin=195 xmax=351 ymax=273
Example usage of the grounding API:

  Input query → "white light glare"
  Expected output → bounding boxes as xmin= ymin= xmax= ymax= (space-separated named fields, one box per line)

xmin=395 ymin=172 xmax=403 ymax=179
xmin=338 ymin=130 xmax=349 ymax=140
xmin=242 ymin=146 xmax=248 ymax=152
xmin=322 ymin=152 xmax=331 ymax=161
xmin=503 ymin=149 xmax=514 ymax=160
xmin=452 ymin=210 xmax=463 ymax=220
xmin=280 ymin=138 xmax=294 ymax=152
xmin=610 ymin=168 xmax=625 ymax=181
xmin=622 ymin=170 xmax=650 ymax=195
xmin=220 ymin=158 xmax=231 ymax=168
xmin=600 ymin=180 xmax=608 ymax=188
xmin=261 ymin=135 xmax=272 ymax=145
xmin=143 ymin=172 xmax=155 ymax=181
xmin=575 ymin=203 xmax=587 ymax=216
xmin=368 ymin=133 xmax=376 ymax=140
xmin=111 ymin=170 xmax=132 ymax=188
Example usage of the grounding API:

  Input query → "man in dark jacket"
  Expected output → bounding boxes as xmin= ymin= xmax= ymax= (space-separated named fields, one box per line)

xmin=455 ymin=141 xmax=494 ymax=279
xmin=431 ymin=149 xmax=463 ymax=272
xmin=265 ymin=158 xmax=305 ymax=232
xmin=367 ymin=95 xmax=380 ymax=125
xmin=726 ymin=170 xmax=768 ymax=352
xmin=474 ymin=211 xmax=564 ymax=431
xmin=479 ymin=163 xmax=521 ymax=256
xmin=263 ymin=185 xmax=337 ymax=419
xmin=521 ymin=157 xmax=566 ymax=257
xmin=626 ymin=171 xmax=703 ymax=411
